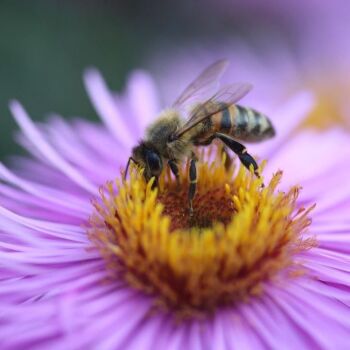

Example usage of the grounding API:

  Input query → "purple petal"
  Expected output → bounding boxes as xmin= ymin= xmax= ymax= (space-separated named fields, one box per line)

xmin=9 ymin=101 xmax=96 ymax=194
xmin=83 ymin=68 xmax=134 ymax=149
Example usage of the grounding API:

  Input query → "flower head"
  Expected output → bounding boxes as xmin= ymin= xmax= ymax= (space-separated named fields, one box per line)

xmin=89 ymin=151 xmax=314 ymax=318
xmin=0 ymin=66 xmax=350 ymax=349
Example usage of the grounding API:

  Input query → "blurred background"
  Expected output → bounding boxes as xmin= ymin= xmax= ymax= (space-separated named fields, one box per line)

xmin=1 ymin=0 xmax=350 ymax=158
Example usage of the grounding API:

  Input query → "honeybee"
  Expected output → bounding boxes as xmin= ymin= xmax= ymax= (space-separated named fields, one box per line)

xmin=126 ymin=59 xmax=275 ymax=215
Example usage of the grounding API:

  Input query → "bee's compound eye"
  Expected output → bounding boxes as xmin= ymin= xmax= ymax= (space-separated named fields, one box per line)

xmin=146 ymin=150 xmax=162 ymax=174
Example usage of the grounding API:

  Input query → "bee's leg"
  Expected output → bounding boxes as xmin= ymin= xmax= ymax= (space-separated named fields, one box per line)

xmin=168 ymin=159 xmax=180 ymax=188
xmin=220 ymin=145 xmax=233 ymax=170
xmin=215 ymin=133 xmax=260 ymax=178
xmin=188 ymin=155 xmax=197 ymax=217
xmin=196 ymin=137 xmax=232 ymax=168
xmin=151 ymin=176 xmax=159 ymax=189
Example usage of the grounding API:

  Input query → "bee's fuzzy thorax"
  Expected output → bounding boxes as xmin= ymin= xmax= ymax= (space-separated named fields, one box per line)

xmin=144 ymin=108 xmax=193 ymax=161
xmin=145 ymin=109 xmax=182 ymax=141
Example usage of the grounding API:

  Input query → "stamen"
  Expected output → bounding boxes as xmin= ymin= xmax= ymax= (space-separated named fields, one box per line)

xmin=88 ymin=149 xmax=315 ymax=318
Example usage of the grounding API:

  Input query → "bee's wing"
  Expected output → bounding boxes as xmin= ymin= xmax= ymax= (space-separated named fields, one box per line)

xmin=174 ymin=82 xmax=253 ymax=139
xmin=172 ymin=59 xmax=229 ymax=109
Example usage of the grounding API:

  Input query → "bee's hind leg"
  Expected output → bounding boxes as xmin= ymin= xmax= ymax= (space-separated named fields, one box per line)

xmin=220 ymin=145 xmax=233 ymax=170
xmin=168 ymin=159 xmax=180 ymax=188
xmin=215 ymin=133 xmax=260 ymax=179
xmin=188 ymin=154 xmax=197 ymax=217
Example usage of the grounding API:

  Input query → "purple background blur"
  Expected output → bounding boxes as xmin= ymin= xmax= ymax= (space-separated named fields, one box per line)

xmin=1 ymin=0 xmax=349 ymax=158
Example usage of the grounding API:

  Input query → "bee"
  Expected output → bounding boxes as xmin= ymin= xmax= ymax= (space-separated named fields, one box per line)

xmin=125 ymin=59 xmax=275 ymax=215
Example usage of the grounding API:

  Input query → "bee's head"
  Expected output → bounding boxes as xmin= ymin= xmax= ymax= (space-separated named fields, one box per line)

xmin=127 ymin=142 xmax=163 ymax=182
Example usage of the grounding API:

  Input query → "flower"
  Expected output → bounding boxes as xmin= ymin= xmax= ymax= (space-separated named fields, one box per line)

xmin=1 ymin=66 xmax=350 ymax=349
xmin=90 ymin=150 xmax=315 ymax=319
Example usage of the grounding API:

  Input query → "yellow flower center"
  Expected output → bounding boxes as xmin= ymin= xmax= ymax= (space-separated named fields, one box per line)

xmin=88 ymin=148 xmax=315 ymax=319
xmin=300 ymin=78 xmax=350 ymax=130
xmin=304 ymin=93 xmax=346 ymax=129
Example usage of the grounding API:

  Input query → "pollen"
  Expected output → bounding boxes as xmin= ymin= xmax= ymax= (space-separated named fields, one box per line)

xmin=88 ymin=148 xmax=315 ymax=318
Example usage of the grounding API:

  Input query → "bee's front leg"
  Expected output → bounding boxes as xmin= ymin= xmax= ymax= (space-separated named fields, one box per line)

xmin=188 ymin=155 xmax=197 ymax=217
xmin=168 ymin=159 xmax=180 ymax=188
xmin=151 ymin=176 xmax=159 ymax=189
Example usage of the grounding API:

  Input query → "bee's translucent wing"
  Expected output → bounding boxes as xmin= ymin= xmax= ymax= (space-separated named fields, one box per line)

xmin=172 ymin=59 xmax=229 ymax=109
xmin=174 ymin=82 xmax=253 ymax=139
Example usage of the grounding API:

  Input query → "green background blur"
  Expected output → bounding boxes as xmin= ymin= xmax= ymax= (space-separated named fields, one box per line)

xmin=0 ymin=1 xmax=292 ymax=159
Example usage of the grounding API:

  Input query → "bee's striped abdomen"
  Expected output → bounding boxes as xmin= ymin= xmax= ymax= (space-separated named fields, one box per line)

xmin=231 ymin=104 xmax=275 ymax=142
xmin=194 ymin=104 xmax=237 ymax=143
xmin=193 ymin=103 xmax=275 ymax=145
xmin=218 ymin=104 xmax=234 ymax=133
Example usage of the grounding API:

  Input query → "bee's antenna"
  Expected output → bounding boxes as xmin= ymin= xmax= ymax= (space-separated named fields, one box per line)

xmin=124 ymin=157 xmax=137 ymax=180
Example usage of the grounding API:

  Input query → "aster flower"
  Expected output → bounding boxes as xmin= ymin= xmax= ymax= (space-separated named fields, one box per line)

xmin=1 ymin=66 xmax=350 ymax=350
